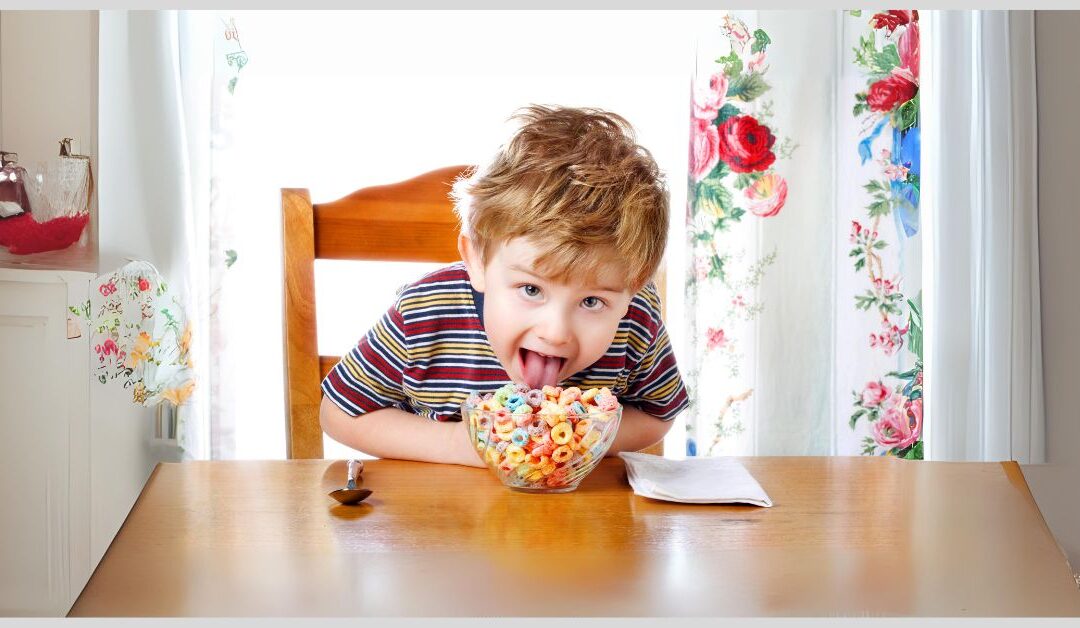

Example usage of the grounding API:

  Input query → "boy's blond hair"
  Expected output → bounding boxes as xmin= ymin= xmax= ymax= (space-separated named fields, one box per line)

xmin=451 ymin=105 xmax=669 ymax=292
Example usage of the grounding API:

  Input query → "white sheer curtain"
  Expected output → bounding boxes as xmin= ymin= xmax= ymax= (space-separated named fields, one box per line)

xmin=98 ymin=10 xmax=213 ymax=459
xmin=922 ymin=10 xmax=1044 ymax=463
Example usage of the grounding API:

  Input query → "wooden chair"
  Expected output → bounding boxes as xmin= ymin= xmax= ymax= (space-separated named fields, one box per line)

xmin=281 ymin=166 xmax=666 ymax=459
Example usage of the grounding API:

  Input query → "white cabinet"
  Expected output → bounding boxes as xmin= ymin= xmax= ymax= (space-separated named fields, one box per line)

xmin=0 ymin=269 xmax=92 ymax=616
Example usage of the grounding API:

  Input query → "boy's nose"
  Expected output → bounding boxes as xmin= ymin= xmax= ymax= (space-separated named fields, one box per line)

xmin=535 ymin=313 xmax=572 ymax=347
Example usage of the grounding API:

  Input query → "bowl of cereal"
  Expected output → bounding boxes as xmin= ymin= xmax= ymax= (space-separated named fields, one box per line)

xmin=462 ymin=383 xmax=622 ymax=493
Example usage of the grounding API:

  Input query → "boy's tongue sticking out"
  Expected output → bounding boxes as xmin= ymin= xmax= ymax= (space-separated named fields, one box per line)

xmin=519 ymin=348 xmax=564 ymax=390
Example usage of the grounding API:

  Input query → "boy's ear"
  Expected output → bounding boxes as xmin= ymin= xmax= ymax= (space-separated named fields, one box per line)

xmin=457 ymin=233 xmax=486 ymax=292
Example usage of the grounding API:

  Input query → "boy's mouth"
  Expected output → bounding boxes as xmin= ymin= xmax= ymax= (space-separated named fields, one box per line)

xmin=517 ymin=348 xmax=567 ymax=390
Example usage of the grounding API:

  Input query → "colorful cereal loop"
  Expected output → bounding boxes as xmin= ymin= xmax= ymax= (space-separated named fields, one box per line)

xmin=551 ymin=445 xmax=573 ymax=463
xmin=551 ymin=422 xmax=572 ymax=445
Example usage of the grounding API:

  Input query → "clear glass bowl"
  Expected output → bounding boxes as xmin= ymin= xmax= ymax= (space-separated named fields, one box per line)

xmin=462 ymin=401 xmax=622 ymax=493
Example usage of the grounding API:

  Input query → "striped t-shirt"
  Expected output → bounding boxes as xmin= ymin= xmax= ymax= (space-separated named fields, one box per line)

xmin=321 ymin=262 xmax=690 ymax=423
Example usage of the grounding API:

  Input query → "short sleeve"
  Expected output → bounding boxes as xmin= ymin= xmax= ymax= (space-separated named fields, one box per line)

xmin=321 ymin=300 xmax=410 ymax=417
xmin=619 ymin=287 xmax=691 ymax=421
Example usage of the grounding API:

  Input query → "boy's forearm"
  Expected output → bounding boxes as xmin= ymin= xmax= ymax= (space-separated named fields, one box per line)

xmin=320 ymin=396 xmax=483 ymax=467
xmin=607 ymin=404 xmax=674 ymax=455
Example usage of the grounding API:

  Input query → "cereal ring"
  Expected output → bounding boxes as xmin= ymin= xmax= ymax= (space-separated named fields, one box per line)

xmin=505 ymin=445 xmax=526 ymax=465
xmin=574 ymin=419 xmax=593 ymax=437
xmin=466 ymin=393 xmax=483 ymax=406
xmin=526 ymin=470 xmax=544 ymax=482
xmin=551 ymin=445 xmax=572 ymax=463
xmin=525 ymin=390 xmax=544 ymax=408
xmin=527 ymin=417 xmax=547 ymax=435
xmin=596 ymin=392 xmax=619 ymax=412
xmin=542 ymin=385 xmax=562 ymax=401
xmin=495 ymin=440 xmax=510 ymax=453
xmin=551 ymin=422 xmax=572 ymax=445
xmin=580 ymin=430 xmax=601 ymax=450
xmin=580 ymin=388 xmax=599 ymax=404
xmin=511 ymin=428 xmax=529 ymax=447
xmin=568 ymin=401 xmax=587 ymax=418
xmin=540 ymin=402 xmax=567 ymax=427
xmin=506 ymin=393 xmax=526 ymax=412
xmin=558 ymin=387 xmax=582 ymax=405
xmin=532 ymin=443 xmax=553 ymax=458
xmin=513 ymin=382 xmax=530 ymax=394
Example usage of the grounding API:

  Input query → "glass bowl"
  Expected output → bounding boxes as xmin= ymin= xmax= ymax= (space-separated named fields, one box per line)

xmin=462 ymin=400 xmax=622 ymax=493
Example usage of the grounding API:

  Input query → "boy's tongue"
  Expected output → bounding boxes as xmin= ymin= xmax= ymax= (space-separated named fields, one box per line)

xmin=521 ymin=349 xmax=562 ymax=390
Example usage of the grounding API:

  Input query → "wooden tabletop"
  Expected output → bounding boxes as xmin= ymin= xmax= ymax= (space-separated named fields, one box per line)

xmin=68 ymin=457 xmax=1080 ymax=617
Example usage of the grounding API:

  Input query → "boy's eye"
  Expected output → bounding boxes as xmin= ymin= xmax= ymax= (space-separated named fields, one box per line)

xmin=582 ymin=296 xmax=605 ymax=311
xmin=520 ymin=284 xmax=542 ymax=299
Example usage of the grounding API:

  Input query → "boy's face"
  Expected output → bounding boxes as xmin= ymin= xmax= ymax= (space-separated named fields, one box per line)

xmin=459 ymin=235 xmax=635 ymax=390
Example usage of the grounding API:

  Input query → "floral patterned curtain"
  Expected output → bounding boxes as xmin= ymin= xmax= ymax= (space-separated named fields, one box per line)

xmin=684 ymin=10 xmax=922 ymax=458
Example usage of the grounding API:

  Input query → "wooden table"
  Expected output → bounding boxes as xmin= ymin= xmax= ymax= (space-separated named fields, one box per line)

xmin=68 ymin=457 xmax=1080 ymax=616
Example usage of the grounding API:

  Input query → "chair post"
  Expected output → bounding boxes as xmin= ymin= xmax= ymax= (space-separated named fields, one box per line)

xmin=282 ymin=188 xmax=324 ymax=459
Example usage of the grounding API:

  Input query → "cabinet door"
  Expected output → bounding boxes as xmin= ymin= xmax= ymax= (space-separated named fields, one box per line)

xmin=0 ymin=277 xmax=73 ymax=616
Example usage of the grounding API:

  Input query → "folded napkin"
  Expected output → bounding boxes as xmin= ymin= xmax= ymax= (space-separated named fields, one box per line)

xmin=618 ymin=452 xmax=773 ymax=507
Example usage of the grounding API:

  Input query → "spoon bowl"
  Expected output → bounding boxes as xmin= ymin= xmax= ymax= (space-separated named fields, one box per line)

xmin=328 ymin=459 xmax=373 ymax=505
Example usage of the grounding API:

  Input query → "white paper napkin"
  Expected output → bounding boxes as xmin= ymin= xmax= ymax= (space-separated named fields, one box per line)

xmin=618 ymin=452 xmax=773 ymax=507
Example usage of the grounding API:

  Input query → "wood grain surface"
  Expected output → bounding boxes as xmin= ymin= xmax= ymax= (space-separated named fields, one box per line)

xmin=68 ymin=457 xmax=1080 ymax=617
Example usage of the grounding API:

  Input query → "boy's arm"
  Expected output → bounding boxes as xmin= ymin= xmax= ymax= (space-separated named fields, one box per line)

xmin=320 ymin=396 xmax=484 ymax=467
xmin=606 ymin=403 xmax=674 ymax=455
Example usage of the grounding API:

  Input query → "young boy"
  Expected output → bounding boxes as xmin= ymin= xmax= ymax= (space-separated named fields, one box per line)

xmin=320 ymin=105 xmax=689 ymax=467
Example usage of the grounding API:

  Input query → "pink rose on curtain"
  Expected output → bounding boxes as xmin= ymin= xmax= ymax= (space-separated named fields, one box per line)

xmin=861 ymin=381 xmax=890 ymax=407
xmin=690 ymin=118 xmax=721 ymax=182
xmin=722 ymin=14 xmax=751 ymax=53
xmin=873 ymin=396 xmax=922 ymax=450
xmin=744 ymin=173 xmax=788 ymax=217
xmin=706 ymin=327 xmax=727 ymax=352
xmin=747 ymin=51 xmax=768 ymax=73
xmin=898 ymin=22 xmax=920 ymax=80
xmin=867 ymin=75 xmax=918 ymax=112
xmin=692 ymin=73 xmax=728 ymax=121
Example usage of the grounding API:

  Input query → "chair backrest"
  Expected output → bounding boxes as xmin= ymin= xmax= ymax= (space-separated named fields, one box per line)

xmin=282 ymin=166 xmax=472 ymax=459
xmin=281 ymin=166 xmax=667 ymax=459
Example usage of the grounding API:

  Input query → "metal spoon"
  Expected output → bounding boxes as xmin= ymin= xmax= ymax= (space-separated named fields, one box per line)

xmin=328 ymin=459 xmax=372 ymax=505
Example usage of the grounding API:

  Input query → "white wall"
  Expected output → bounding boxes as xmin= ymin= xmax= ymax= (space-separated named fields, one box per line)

xmin=1024 ymin=10 xmax=1080 ymax=575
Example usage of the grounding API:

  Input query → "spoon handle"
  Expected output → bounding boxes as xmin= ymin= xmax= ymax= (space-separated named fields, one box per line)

xmin=346 ymin=459 xmax=363 ymax=490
